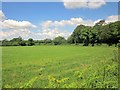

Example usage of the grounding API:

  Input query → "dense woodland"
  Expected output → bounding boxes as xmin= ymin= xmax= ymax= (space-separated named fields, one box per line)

xmin=1 ymin=20 xmax=120 ymax=47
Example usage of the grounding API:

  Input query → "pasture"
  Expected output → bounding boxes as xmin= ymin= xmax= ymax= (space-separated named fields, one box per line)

xmin=2 ymin=45 xmax=118 ymax=88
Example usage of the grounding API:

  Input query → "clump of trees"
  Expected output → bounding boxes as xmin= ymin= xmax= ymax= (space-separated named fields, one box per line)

xmin=1 ymin=21 xmax=120 ymax=47
xmin=67 ymin=20 xmax=120 ymax=47
xmin=2 ymin=37 xmax=34 ymax=46
xmin=1 ymin=36 xmax=67 ymax=46
xmin=53 ymin=36 xmax=66 ymax=45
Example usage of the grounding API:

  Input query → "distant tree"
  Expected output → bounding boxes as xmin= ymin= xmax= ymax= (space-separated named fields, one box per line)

xmin=2 ymin=39 xmax=10 ymax=46
xmin=68 ymin=21 xmax=120 ymax=46
xmin=81 ymin=28 xmax=91 ymax=46
xmin=90 ymin=33 xmax=97 ymax=47
xmin=38 ymin=40 xmax=44 ymax=45
xmin=1 ymin=21 xmax=119 ymax=47
xmin=27 ymin=38 xmax=34 ymax=46
xmin=74 ymin=25 xmax=85 ymax=44
xmin=70 ymin=25 xmax=86 ymax=45
xmin=67 ymin=35 xmax=74 ymax=44
xmin=95 ymin=20 xmax=106 ymax=26
xmin=100 ymin=21 xmax=120 ymax=46
xmin=0 ymin=41 xmax=2 ymax=46
xmin=10 ymin=36 xmax=22 ymax=42
xmin=44 ymin=39 xmax=52 ymax=45
xmin=10 ymin=36 xmax=22 ymax=46
xmin=53 ymin=36 xmax=66 ymax=45
xmin=19 ymin=41 xmax=26 ymax=46
xmin=92 ymin=21 xmax=103 ymax=45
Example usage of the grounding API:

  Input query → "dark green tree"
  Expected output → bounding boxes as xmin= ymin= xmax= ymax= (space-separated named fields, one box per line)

xmin=10 ymin=36 xmax=22 ymax=46
xmin=44 ymin=39 xmax=52 ymax=45
xmin=19 ymin=41 xmax=26 ymax=46
xmin=53 ymin=36 xmax=66 ymax=45
xmin=27 ymin=38 xmax=35 ymax=46
xmin=2 ymin=39 xmax=11 ymax=46
xmin=67 ymin=35 xmax=74 ymax=44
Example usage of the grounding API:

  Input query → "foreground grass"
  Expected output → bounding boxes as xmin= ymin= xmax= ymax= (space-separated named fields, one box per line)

xmin=2 ymin=45 xmax=118 ymax=88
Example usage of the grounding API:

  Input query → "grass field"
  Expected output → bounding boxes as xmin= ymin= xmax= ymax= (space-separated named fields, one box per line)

xmin=2 ymin=45 xmax=118 ymax=88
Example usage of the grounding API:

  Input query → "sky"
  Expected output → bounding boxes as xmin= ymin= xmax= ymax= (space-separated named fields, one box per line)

xmin=0 ymin=1 xmax=119 ymax=40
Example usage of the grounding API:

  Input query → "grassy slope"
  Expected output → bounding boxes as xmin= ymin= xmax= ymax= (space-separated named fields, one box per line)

xmin=2 ymin=45 xmax=118 ymax=88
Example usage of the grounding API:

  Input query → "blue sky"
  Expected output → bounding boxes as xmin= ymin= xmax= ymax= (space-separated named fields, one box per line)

xmin=2 ymin=2 xmax=118 ymax=24
xmin=0 ymin=2 xmax=119 ymax=40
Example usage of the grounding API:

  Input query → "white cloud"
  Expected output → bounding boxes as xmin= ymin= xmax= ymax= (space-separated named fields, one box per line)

xmin=2 ymin=19 xmax=37 ymax=29
xmin=40 ymin=18 xmax=98 ymax=40
xmin=0 ymin=10 xmax=6 ymax=21
xmin=0 ymin=10 xmax=6 ymax=29
xmin=39 ymin=28 xmax=71 ymax=39
xmin=0 ymin=10 xmax=71 ymax=40
xmin=0 ymin=29 xmax=31 ymax=40
xmin=0 ymin=10 xmax=119 ymax=40
xmin=0 ymin=10 xmax=37 ymax=40
xmin=0 ymin=19 xmax=37 ymax=39
xmin=106 ymin=15 xmax=120 ymax=23
xmin=42 ymin=17 xmax=95 ymax=29
xmin=1 ymin=28 xmax=71 ymax=40
xmin=40 ymin=15 xmax=120 ymax=40
xmin=0 ymin=10 xmax=37 ymax=30
xmin=63 ymin=0 xmax=106 ymax=9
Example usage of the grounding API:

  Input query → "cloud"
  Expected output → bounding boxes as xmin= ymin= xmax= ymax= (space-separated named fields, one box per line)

xmin=0 ymin=10 xmax=6 ymax=21
xmin=0 ymin=10 xmax=71 ymax=40
xmin=0 ymin=10 xmax=6 ymax=29
xmin=63 ymin=0 xmax=106 ymax=9
xmin=0 ymin=10 xmax=119 ymax=40
xmin=42 ymin=17 xmax=95 ymax=29
xmin=2 ymin=19 xmax=37 ymax=29
xmin=40 ymin=18 xmax=99 ymax=40
xmin=41 ymin=15 xmax=120 ymax=40
xmin=0 ymin=29 xmax=31 ymax=40
xmin=106 ymin=15 xmax=120 ymax=23
xmin=0 ymin=28 xmax=71 ymax=40
xmin=0 ymin=10 xmax=36 ymax=30
xmin=0 ymin=10 xmax=37 ymax=40
xmin=39 ymin=28 xmax=71 ymax=39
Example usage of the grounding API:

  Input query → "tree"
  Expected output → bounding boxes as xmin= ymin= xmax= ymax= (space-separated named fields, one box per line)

xmin=67 ymin=35 xmax=74 ymax=44
xmin=68 ymin=20 xmax=120 ymax=47
xmin=2 ymin=39 xmax=11 ymax=46
xmin=93 ymin=20 xmax=104 ymax=45
xmin=10 ymin=36 xmax=22 ymax=46
xmin=53 ymin=36 xmax=66 ymax=45
xmin=0 ymin=41 xmax=2 ymax=46
xmin=100 ymin=21 xmax=120 ymax=46
xmin=95 ymin=20 xmax=106 ymax=26
xmin=19 ymin=41 xmax=26 ymax=46
xmin=90 ymin=33 xmax=97 ymax=47
xmin=81 ymin=27 xmax=91 ymax=46
xmin=27 ymin=38 xmax=34 ymax=46
xmin=44 ymin=39 xmax=52 ymax=45
xmin=1 ymin=21 xmax=119 ymax=47
xmin=71 ymin=25 xmax=86 ymax=45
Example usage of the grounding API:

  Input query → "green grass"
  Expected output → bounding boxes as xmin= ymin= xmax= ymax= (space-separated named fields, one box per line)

xmin=2 ymin=45 xmax=118 ymax=88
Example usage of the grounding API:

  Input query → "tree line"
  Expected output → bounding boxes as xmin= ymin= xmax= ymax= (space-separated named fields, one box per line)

xmin=1 ymin=20 xmax=120 ymax=47
xmin=68 ymin=20 xmax=120 ymax=47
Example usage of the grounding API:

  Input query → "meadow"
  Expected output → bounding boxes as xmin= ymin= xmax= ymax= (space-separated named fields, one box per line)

xmin=2 ymin=45 xmax=118 ymax=88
